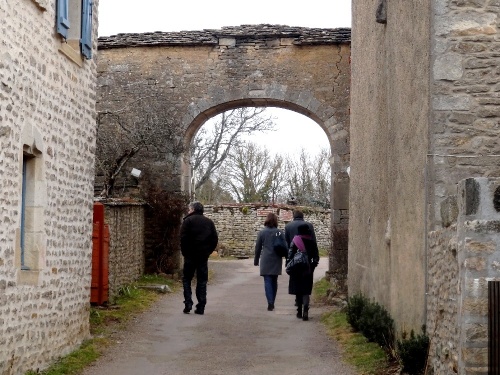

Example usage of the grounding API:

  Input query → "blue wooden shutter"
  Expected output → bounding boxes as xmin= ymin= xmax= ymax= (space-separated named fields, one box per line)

xmin=80 ymin=0 xmax=93 ymax=59
xmin=56 ymin=0 xmax=70 ymax=38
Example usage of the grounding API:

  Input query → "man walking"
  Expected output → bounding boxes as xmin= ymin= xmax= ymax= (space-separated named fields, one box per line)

xmin=180 ymin=201 xmax=218 ymax=315
xmin=284 ymin=209 xmax=317 ymax=247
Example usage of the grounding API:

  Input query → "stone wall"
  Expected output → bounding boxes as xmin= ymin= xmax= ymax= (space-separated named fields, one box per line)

xmin=349 ymin=0 xmax=431 ymax=330
xmin=0 ymin=1 xmax=99 ymax=373
xmin=103 ymin=202 xmax=145 ymax=302
xmin=349 ymin=0 xmax=500 ymax=335
xmin=203 ymin=205 xmax=331 ymax=256
xmin=430 ymin=0 xmax=500 ymax=225
xmin=427 ymin=178 xmax=500 ymax=373
xmin=427 ymin=225 xmax=460 ymax=373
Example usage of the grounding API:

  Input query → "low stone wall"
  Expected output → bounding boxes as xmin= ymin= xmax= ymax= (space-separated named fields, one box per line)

xmin=203 ymin=204 xmax=331 ymax=256
xmin=103 ymin=202 xmax=145 ymax=302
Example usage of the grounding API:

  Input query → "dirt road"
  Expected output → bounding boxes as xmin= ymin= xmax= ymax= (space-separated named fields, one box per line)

xmin=81 ymin=258 xmax=356 ymax=375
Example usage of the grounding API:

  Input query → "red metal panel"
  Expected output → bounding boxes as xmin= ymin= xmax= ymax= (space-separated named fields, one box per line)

xmin=91 ymin=203 xmax=108 ymax=305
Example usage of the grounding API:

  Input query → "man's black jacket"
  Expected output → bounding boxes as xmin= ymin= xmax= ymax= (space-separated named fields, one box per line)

xmin=180 ymin=211 xmax=218 ymax=260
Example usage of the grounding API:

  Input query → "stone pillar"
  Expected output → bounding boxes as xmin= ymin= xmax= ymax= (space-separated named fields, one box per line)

xmin=329 ymin=152 xmax=350 ymax=292
xmin=456 ymin=177 xmax=500 ymax=373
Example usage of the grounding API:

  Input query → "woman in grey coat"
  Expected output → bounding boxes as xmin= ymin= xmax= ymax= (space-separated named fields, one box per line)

xmin=254 ymin=212 xmax=286 ymax=311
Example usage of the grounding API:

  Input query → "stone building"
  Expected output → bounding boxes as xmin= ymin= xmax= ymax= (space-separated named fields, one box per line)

xmin=350 ymin=0 xmax=499 ymax=372
xmin=0 ymin=0 xmax=99 ymax=373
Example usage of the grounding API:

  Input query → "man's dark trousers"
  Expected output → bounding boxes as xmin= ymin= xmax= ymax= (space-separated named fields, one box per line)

xmin=182 ymin=257 xmax=209 ymax=311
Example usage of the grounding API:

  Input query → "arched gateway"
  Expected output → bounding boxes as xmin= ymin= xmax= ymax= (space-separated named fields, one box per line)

xmin=97 ymin=25 xmax=351 ymax=283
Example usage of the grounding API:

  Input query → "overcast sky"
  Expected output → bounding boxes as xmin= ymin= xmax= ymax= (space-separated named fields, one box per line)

xmin=97 ymin=1 xmax=352 ymax=156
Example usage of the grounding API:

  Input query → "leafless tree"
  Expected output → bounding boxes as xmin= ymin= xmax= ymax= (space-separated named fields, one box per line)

xmin=95 ymin=96 xmax=184 ymax=197
xmin=221 ymin=142 xmax=286 ymax=203
xmin=191 ymin=107 xmax=276 ymax=192
xmin=284 ymin=148 xmax=331 ymax=208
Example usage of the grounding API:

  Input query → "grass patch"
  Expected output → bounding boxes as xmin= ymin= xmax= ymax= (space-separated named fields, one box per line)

xmin=27 ymin=275 xmax=178 ymax=375
xmin=321 ymin=310 xmax=389 ymax=374
xmin=318 ymin=247 xmax=329 ymax=257
xmin=313 ymin=278 xmax=331 ymax=303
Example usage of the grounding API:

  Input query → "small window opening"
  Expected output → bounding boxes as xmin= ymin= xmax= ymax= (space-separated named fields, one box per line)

xmin=21 ymin=154 xmax=36 ymax=270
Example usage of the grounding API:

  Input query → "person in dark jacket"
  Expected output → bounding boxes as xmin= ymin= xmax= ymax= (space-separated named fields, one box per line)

xmin=286 ymin=223 xmax=319 ymax=321
xmin=254 ymin=212 xmax=286 ymax=311
xmin=284 ymin=209 xmax=317 ymax=307
xmin=284 ymin=209 xmax=317 ymax=246
xmin=180 ymin=201 xmax=218 ymax=315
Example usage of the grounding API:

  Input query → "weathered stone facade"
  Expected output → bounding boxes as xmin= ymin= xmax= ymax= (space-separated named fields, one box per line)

xmin=0 ymin=0 xmax=98 ymax=373
xmin=351 ymin=0 xmax=499 ymax=373
xmin=96 ymin=26 xmax=351 ymax=195
xmin=430 ymin=0 xmax=500 ymax=223
xmin=102 ymin=202 xmax=145 ymax=302
xmin=427 ymin=178 xmax=500 ymax=374
xmin=203 ymin=205 xmax=331 ymax=256
xmin=350 ymin=0 xmax=431 ymax=331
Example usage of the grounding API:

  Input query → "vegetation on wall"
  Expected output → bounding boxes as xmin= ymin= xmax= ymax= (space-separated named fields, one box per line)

xmin=143 ymin=182 xmax=189 ymax=274
xmin=95 ymin=92 xmax=184 ymax=198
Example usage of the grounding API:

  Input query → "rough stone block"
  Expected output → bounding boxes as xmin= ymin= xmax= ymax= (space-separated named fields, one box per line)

xmin=441 ymin=195 xmax=459 ymax=227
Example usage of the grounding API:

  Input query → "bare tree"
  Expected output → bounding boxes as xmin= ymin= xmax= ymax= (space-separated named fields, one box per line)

xmin=194 ymin=177 xmax=235 ymax=205
xmin=96 ymin=96 xmax=184 ymax=197
xmin=221 ymin=142 xmax=286 ymax=203
xmin=191 ymin=107 xmax=276 ymax=192
xmin=284 ymin=148 xmax=331 ymax=208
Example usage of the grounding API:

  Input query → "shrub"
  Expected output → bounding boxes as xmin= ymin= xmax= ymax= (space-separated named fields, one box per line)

xmin=346 ymin=293 xmax=394 ymax=348
xmin=397 ymin=326 xmax=429 ymax=375
xmin=346 ymin=293 xmax=367 ymax=331
xmin=357 ymin=300 xmax=394 ymax=348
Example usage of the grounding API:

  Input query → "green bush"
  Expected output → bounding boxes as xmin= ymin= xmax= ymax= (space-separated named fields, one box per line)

xmin=397 ymin=326 xmax=429 ymax=375
xmin=346 ymin=293 xmax=394 ymax=348
xmin=346 ymin=293 xmax=367 ymax=331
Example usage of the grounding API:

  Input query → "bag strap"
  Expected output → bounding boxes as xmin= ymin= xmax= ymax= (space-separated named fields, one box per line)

xmin=292 ymin=235 xmax=306 ymax=252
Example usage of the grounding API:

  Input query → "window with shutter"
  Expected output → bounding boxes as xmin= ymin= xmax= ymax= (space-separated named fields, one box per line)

xmin=80 ymin=0 xmax=92 ymax=59
xmin=56 ymin=0 xmax=70 ymax=38
xmin=56 ymin=0 xmax=93 ymax=64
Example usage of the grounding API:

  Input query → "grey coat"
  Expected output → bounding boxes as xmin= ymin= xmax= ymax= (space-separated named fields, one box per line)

xmin=254 ymin=227 xmax=284 ymax=276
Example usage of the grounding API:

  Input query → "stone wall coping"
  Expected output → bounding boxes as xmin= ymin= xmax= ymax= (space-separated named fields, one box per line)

xmin=94 ymin=197 xmax=146 ymax=206
xmin=204 ymin=203 xmax=331 ymax=214
xmin=98 ymin=24 xmax=351 ymax=49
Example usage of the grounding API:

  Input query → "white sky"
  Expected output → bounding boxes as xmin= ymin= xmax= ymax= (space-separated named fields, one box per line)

xmin=97 ymin=1 xmax=351 ymax=156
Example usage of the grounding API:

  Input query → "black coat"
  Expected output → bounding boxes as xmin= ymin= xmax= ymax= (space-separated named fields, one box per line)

xmin=287 ymin=235 xmax=319 ymax=296
xmin=284 ymin=218 xmax=316 ymax=247
xmin=180 ymin=212 xmax=218 ymax=260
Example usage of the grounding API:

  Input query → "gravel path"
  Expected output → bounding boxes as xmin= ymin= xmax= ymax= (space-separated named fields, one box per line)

xmin=81 ymin=258 xmax=356 ymax=375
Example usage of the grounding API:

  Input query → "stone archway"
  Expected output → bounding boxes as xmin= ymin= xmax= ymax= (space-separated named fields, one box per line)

xmin=97 ymin=25 xmax=351 ymax=283
xmin=182 ymin=97 xmax=340 ymax=192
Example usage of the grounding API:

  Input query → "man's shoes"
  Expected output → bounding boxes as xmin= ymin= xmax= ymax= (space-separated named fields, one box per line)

xmin=267 ymin=303 xmax=274 ymax=311
xmin=194 ymin=307 xmax=204 ymax=315
xmin=183 ymin=303 xmax=192 ymax=314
